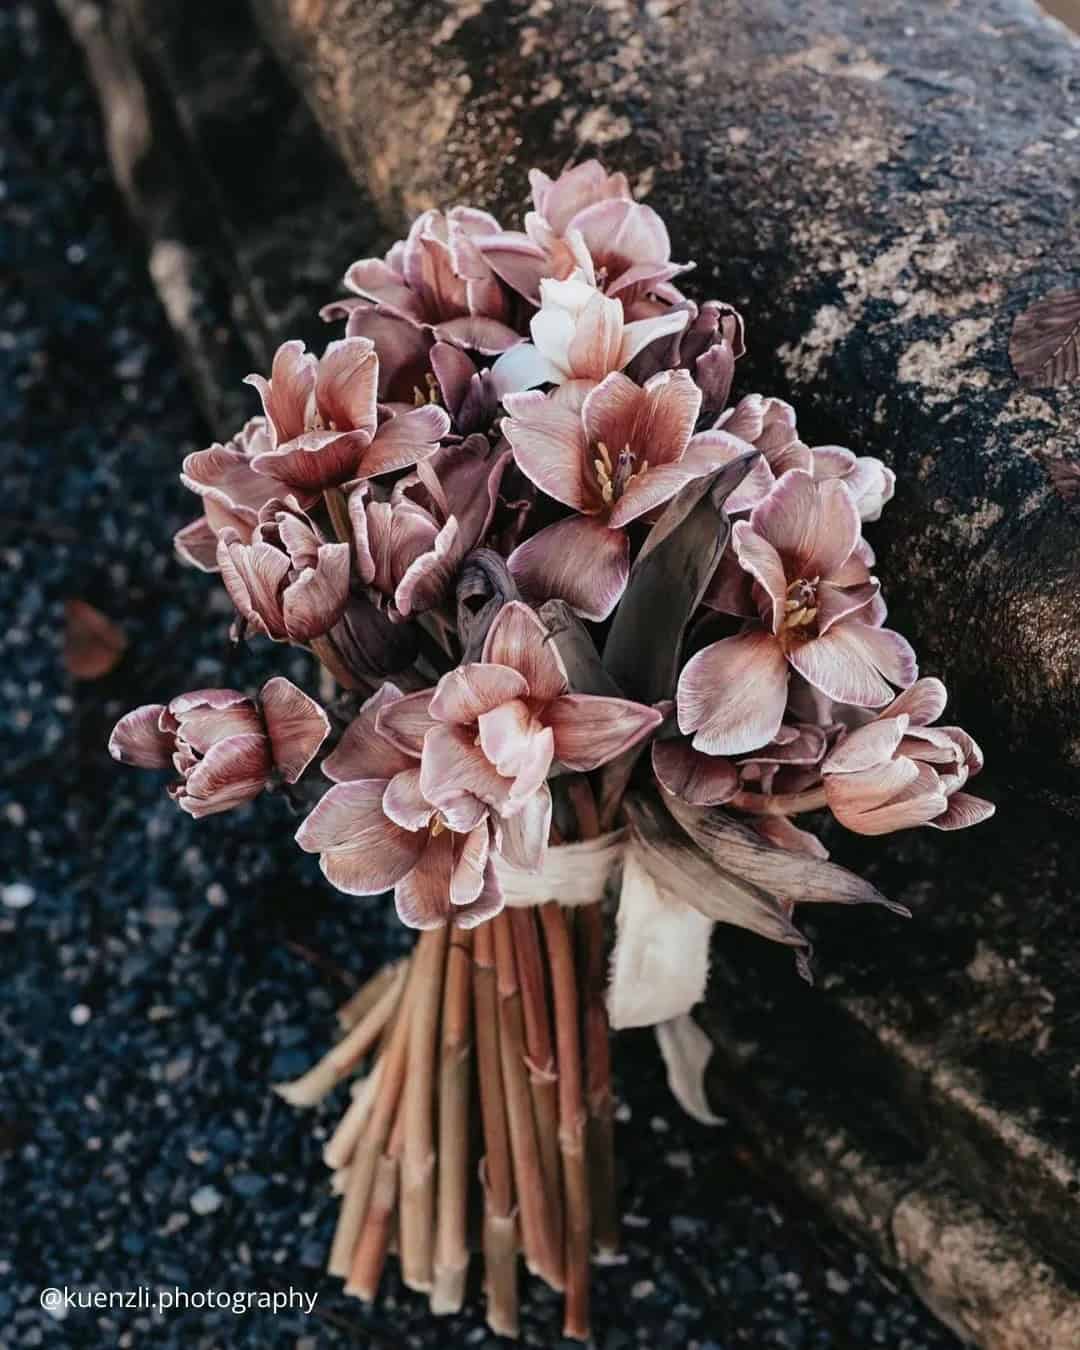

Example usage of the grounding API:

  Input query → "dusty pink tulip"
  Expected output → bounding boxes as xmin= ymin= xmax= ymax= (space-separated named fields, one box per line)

xmin=216 ymin=497 xmax=351 ymax=643
xmin=478 ymin=161 xmax=690 ymax=309
xmin=108 ymin=678 xmax=329 ymax=818
xmin=678 ymin=470 xmax=917 ymax=756
xmin=245 ymin=338 xmax=451 ymax=492
xmin=822 ymin=678 xmax=994 ymax=835
xmin=175 ymin=417 xmax=307 ymax=572
xmin=629 ymin=299 xmax=745 ymax=414
xmin=374 ymin=602 xmax=663 ymax=870
xmin=489 ymin=271 xmax=689 ymax=396
xmin=335 ymin=208 xmax=523 ymax=352
xmin=349 ymin=435 xmax=509 ymax=618
xmin=296 ymin=684 xmax=503 ymax=929
xmin=811 ymin=445 xmax=895 ymax=523
xmin=502 ymin=369 xmax=754 ymax=619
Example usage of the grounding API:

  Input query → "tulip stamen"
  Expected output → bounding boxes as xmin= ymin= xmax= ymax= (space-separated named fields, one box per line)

xmin=594 ymin=440 xmax=649 ymax=506
xmin=781 ymin=577 xmax=820 ymax=637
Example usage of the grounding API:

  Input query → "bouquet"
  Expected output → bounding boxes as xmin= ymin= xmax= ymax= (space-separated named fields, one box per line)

xmin=109 ymin=161 xmax=994 ymax=1338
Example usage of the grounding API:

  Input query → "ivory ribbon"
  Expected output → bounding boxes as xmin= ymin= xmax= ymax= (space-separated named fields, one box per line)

xmin=492 ymin=826 xmax=720 ymax=1126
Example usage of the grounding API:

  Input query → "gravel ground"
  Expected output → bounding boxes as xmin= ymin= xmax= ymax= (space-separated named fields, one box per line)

xmin=0 ymin=4 xmax=964 ymax=1347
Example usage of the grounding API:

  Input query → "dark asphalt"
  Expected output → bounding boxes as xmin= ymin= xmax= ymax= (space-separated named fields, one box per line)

xmin=0 ymin=3 xmax=963 ymax=1346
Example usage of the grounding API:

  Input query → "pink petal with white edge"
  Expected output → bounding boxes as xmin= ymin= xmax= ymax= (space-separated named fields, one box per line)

xmin=732 ymin=520 xmax=788 ymax=630
xmin=452 ymin=856 xmax=505 ymax=928
xmin=281 ymin=542 xmax=351 ymax=642
xmin=476 ymin=700 xmax=547 ymax=777
xmin=652 ymin=738 xmax=739 ymax=806
xmin=677 ymin=626 xmax=789 ymax=756
xmin=109 ymin=705 xmax=172 ymax=768
xmin=789 ymin=623 xmax=917 ymax=708
xmin=686 ymin=430 xmax=776 ymax=513
xmin=617 ymin=307 xmax=690 ymax=370
xmin=375 ymin=689 xmax=438 ymax=757
xmin=508 ymin=514 xmax=630 ymax=622
xmin=497 ymin=784 xmax=552 ymax=872
xmin=420 ymin=724 xmax=512 ymax=813
xmin=748 ymin=470 xmax=860 ymax=579
xmin=609 ymin=429 xmax=753 ymax=529
xmin=394 ymin=835 xmax=454 ymax=929
xmin=359 ymin=404 xmax=450 ymax=480
xmin=823 ymin=715 xmax=910 ymax=775
xmin=245 ymin=340 xmax=315 ymax=446
xmin=251 ymin=432 xmax=373 ymax=493
xmin=314 ymin=338 xmax=378 ymax=435
xmin=451 ymin=821 xmax=491 ymax=906
xmin=296 ymin=780 xmax=425 ymax=891
xmin=929 ymin=791 xmax=996 ymax=831
xmin=504 ymin=724 xmax=556 ymax=809
xmin=259 ymin=677 xmax=331 ymax=783
xmin=882 ymin=677 xmax=948 ymax=727
xmin=179 ymin=733 xmax=271 ymax=817
xmin=429 ymin=664 xmax=529 ymax=725
xmin=323 ymin=684 xmax=414 ymax=783
xmin=481 ymin=600 xmax=569 ymax=703
xmin=174 ymin=517 xmax=221 ymax=572
xmin=382 ymin=767 xmax=435 ymax=830
xmin=500 ymin=388 xmax=593 ymax=512
xmin=814 ymin=580 xmax=880 ymax=636
xmin=547 ymin=695 xmax=663 ymax=771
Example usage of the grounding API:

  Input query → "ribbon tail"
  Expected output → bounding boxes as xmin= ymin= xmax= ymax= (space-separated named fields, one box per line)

xmin=655 ymin=1014 xmax=723 ymax=1127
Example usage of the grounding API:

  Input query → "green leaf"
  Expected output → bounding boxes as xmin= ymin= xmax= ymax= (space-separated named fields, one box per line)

xmin=601 ymin=451 xmax=760 ymax=704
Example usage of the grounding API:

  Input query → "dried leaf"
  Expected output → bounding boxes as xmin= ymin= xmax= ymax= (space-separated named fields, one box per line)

xmin=456 ymin=547 xmax=519 ymax=661
xmin=662 ymin=789 xmax=908 ymax=915
xmin=1009 ymin=288 xmax=1080 ymax=387
xmin=602 ymin=451 xmax=760 ymax=704
xmin=64 ymin=599 xmax=127 ymax=680
xmin=623 ymin=792 xmax=808 ymax=951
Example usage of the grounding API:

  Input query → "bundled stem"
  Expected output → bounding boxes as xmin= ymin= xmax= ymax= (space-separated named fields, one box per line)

xmin=493 ymin=912 xmax=563 ymax=1291
xmin=400 ymin=926 xmax=449 ymax=1292
xmin=431 ymin=930 xmax=474 ymax=1314
xmin=473 ymin=921 xmax=520 ymax=1338
xmin=540 ymin=901 xmax=591 ymax=1342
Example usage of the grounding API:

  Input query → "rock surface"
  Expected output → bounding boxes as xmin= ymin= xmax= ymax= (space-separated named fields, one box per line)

xmin=256 ymin=0 xmax=1080 ymax=809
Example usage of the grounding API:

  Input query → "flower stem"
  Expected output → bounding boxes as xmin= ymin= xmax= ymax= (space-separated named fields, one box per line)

xmin=540 ymin=902 xmax=591 ymax=1342
xmin=400 ymin=927 xmax=448 ymax=1293
xmin=473 ymin=921 xmax=519 ymax=1338
xmin=508 ymin=907 xmax=563 ymax=1270
xmin=431 ymin=930 xmax=473 ymax=1315
xmin=730 ymin=786 xmax=829 ymax=815
xmin=493 ymin=912 xmax=563 ymax=1291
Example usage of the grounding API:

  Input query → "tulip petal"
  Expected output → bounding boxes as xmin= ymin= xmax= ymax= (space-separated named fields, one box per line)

xmin=496 ymin=783 xmax=552 ymax=872
xmin=824 ymin=715 xmax=910 ymax=774
xmin=748 ymin=469 xmax=861 ymax=579
xmin=179 ymin=733 xmax=271 ymax=817
xmin=382 ymin=767 xmax=435 ymax=831
xmin=815 ymin=579 xmax=880 ymax=635
xmin=174 ymin=517 xmax=221 ymax=572
xmin=508 ymin=514 xmax=630 ymax=622
xmin=651 ymin=739 xmax=739 ymax=806
xmin=429 ymin=664 xmax=529 ymax=724
xmin=359 ymin=404 xmax=449 ymax=479
xmin=500 ymin=388 xmax=593 ymax=512
xmin=546 ymin=694 xmax=662 ymax=771
xmin=451 ymin=821 xmax=491 ymax=906
xmin=929 ymin=791 xmax=996 ymax=831
xmin=882 ymin=676 xmax=948 ymax=727
xmin=677 ymin=627 xmax=790 ymax=756
xmin=217 ymin=536 xmax=290 ymax=637
xmin=315 ymin=337 xmax=378 ymax=435
xmin=420 ymin=723 xmax=511 ymax=812
xmin=260 ymin=676 xmax=331 ymax=783
xmin=323 ymin=684 xmax=414 ymax=783
xmin=375 ymin=690 xmax=438 ymax=757
xmin=732 ymin=520 xmax=788 ymax=630
xmin=489 ymin=342 xmax=566 ymax=396
xmin=109 ymin=705 xmax=173 ymax=768
xmin=481 ymin=600 xmax=569 ymax=702
xmin=282 ymin=542 xmax=352 ymax=642
xmin=245 ymin=340 xmax=316 ymax=445
xmin=789 ymin=623 xmax=917 ymax=708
